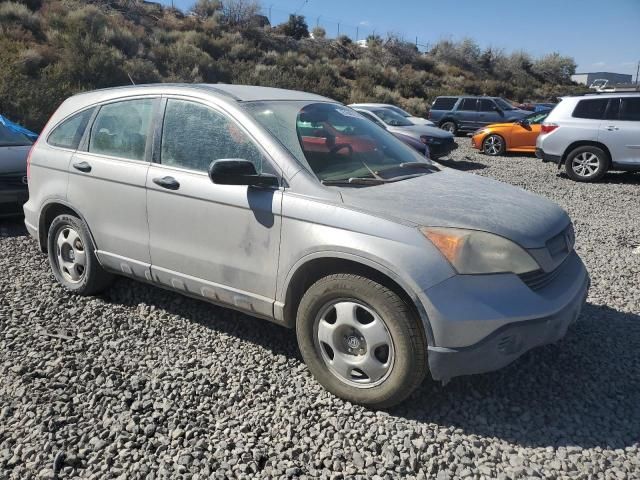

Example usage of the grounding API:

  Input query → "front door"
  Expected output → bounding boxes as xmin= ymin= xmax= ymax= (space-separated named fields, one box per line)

xmin=599 ymin=97 xmax=640 ymax=166
xmin=67 ymin=96 xmax=158 ymax=278
xmin=146 ymin=98 xmax=283 ymax=319
xmin=456 ymin=98 xmax=479 ymax=131
xmin=478 ymin=98 xmax=503 ymax=127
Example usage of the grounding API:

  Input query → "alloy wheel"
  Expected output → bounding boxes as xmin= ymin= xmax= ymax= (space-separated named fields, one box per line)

xmin=571 ymin=152 xmax=600 ymax=178
xmin=484 ymin=135 xmax=503 ymax=155
xmin=55 ymin=226 xmax=87 ymax=283
xmin=314 ymin=300 xmax=394 ymax=388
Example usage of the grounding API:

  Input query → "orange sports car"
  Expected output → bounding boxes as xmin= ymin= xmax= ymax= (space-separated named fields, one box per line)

xmin=471 ymin=111 xmax=548 ymax=156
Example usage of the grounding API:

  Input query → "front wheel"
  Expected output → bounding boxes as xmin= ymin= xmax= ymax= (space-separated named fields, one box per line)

xmin=296 ymin=274 xmax=427 ymax=408
xmin=482 ymin=134 xmax=506 ymax=156
xmin=565 ymin=146 xmax=609 ymax=182
xmin=47 ymin=214 xmax=114 ymax=295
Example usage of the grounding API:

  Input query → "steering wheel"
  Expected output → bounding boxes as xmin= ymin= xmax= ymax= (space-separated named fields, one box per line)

xmin=329 ymin=143 xmax=354 ymax=156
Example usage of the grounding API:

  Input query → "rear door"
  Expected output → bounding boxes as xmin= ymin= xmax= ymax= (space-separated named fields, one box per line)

xmin=456 ymin=98 xmax=479 ymax=131
xmin=599 ymin=97 xmax=640 ymax=166
xmin=145 ymin=97 xmax=283 ymax=319
xmin=67 ymin=96 xmax=158 ymax=278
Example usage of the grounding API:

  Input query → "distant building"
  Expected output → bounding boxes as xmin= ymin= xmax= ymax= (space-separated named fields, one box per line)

xmin=571 ymin=72 xmax=633 ymax=86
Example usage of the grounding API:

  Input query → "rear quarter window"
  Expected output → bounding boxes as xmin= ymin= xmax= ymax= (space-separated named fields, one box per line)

xmin=432 ymin=97 xmax=458 ymax=110
xmin=572 ymin=99 xmax=608 ymax=120
xmin=47 ymin=108 xmax=94 ymax=150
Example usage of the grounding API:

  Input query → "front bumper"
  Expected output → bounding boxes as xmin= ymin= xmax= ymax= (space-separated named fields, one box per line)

xmin=430 ymin=140 xmax=458 ymax=159
xmin=421 ymin=251 xmax=590 ymax=381
xmin=0 ymin=185 xmax=28 ymax=217
xmin=535 ymin=147 xmax=561 ymax=164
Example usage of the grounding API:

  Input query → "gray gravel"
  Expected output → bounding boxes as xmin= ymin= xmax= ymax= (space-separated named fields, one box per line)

xmin=1 ymin=142 xmax=639 ymax=479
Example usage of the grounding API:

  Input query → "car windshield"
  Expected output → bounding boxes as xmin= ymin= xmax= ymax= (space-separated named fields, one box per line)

xmin=370 ymin=109 xmax=413 ymax=127
xmin=244 ymin=101 xmax=435 ymax=183
xmin=385 ymin=106 xmax=412 ymax=117
xmin=525 ymin=111 xmax=548 ymax=124
xmin=494 ymin=98 xmax=516 ymax=111
xmin=0 ymin=124 xmax=33 ymax=147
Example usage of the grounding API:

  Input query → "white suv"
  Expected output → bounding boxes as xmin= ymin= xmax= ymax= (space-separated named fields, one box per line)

xmin=536 ymin=93 xmax=640 ymax=182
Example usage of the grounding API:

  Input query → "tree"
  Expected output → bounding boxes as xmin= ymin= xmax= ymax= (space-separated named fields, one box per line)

xmin=220 ymin=0 xmax=260 ymax=27
xmin=192 ymin=0 xmax=221 ymax=18
xmin=311 ymin=26 xmax=325 ymax=39
xmin=533 ymin=52 xmax=576 ymax=84
xmin=278 ymin=14 xmax=308 ymax=40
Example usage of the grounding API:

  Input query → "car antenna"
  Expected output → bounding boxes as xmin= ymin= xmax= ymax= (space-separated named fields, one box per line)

xmin=127 ymin=73 xmax=136 ymax=85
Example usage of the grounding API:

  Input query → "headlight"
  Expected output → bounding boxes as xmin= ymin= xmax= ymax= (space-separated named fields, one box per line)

xmin=421 ymin=227 xmax=539 ymax=275
xmin=420 ymin=135 xmax=440 ymax=145
xmin=474 ymin=129 xmax=489 ymax=136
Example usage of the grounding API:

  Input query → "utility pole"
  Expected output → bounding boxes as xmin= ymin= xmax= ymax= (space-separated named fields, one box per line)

xmin=268 ymin=4 xmax=273 ymax=24
xmin=356 ymin=26 xmax=359 ymax=41
xmin=636 ymin=60 xmax=640 ymax=85
xmin=337 ymin=22 xmax=340 ymax=36
xmin=316 ymin=16 xmax=320 ymax=27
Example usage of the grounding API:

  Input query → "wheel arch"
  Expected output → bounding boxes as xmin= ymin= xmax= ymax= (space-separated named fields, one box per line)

xmin=562 ymin=141 xmax=612 ymax=166
xmin=38 ymin=201 xmax=97 ymax=253
xmin=438 ymin=117 xmax=458 ymax=128
xmin=483 ymin=132 xmax=507 ymax=152
xmin=280 ymin=253 xmax=435 ymax=346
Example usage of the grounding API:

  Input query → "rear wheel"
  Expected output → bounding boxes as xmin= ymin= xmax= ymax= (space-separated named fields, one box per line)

xmin=47 ymin=214 xmax=114 ymax=295
xmin=565 ymin=146 xmax=609 ymax=182
xmin=296 ymin=274 xmax=427 ymax=408
xmin=482 ymin=134 xmax=506 ymax=156
xmin=440 ymin=121 xmax=458 ymax=135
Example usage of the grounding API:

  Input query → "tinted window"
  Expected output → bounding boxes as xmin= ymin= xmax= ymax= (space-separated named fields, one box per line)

xmin=478 ymin=99 xmax=496 ymax=112
xmin=604 ymin=98 xmax=620 ymax=120
xmin=572 ymin=99 xmax=608 ymax=119
xmin=161 ymin=99 xmax=268 ymax=173
xmin=459 ymin=98 xmax=477 ymax=111
xmin=358 ymin=111 xmax=386 ymax=128
xmin=89 ymin=99 xmax=154 ymax=161
xmin=432 ymin=97 xmax=458 ymax=110
xmin=620 ymin=97 xmax=640 ymax=121
xmin=48 ymin=108 xmax=94 ymax=150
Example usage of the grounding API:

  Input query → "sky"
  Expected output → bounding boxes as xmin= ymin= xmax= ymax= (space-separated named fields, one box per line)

xmin=160 ymin=0 xmax=640 ymax=78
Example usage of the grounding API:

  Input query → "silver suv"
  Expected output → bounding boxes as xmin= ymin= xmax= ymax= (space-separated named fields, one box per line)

xmin=536 ymin=93 xmax=640 ymax=182
xmin=25 ymin=84 xmax=589 ymax=407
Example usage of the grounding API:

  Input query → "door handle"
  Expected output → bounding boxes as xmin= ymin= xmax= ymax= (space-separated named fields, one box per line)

xmin=73 ymin=161 xmax=92 ymax=173
xmin=606 ymin=126 xmax=619 ymax=131
xmin=153 ymin=176 xmax=180 ymax=190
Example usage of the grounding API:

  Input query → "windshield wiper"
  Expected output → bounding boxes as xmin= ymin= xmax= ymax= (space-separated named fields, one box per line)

xmin=399 ymin=162 xmax=440 ymax=171
xmin=321 ymin=177 xmax=386 ymax=186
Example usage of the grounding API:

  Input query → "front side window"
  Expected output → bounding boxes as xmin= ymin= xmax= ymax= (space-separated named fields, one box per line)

xmin=478 ymin=99 xmax=496 ymax=112
xmin=89 ymin=99 xmax=154 ymax=161
xmin=494 ymin=98 xmax=515 ymax=111
xmin=48 ymin=108 xmax=94 ymax=150
xmin=459 ymin=98 xmax=477 ymax=111
xmin=573 ymin=99 xmax=608 ymax=120
xmin=620 ymin=97 xmax=640 ymax=121
xmin=161 ymin=99 xmax=268 ymax=173
xmin=245 ymin=101 xmax=436 ymax=183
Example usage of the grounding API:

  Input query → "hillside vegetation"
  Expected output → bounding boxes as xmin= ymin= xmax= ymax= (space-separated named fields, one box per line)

xmin=0 ymin=0 xmax=584 ymax=131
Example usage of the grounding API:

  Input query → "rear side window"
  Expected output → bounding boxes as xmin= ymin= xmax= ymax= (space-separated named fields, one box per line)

xmin=89 ymin=99 xmax=155 ymax=161
xmin=604 ymin=98 xmax=620 ymax=120
xmin=459 ymin=98 xmax=477 ymax=111
xmin=160 ymin=99 xmax=268 ymax=174
xmin=47 ymin=108 xmax=94 ymax=150
xmin=432 ymin=97 xmax=458 ymax=110
xmin=620 ymin=97 xmax=640 ymax=121
xmin=572 ymin=99 xmax=608 ymax=119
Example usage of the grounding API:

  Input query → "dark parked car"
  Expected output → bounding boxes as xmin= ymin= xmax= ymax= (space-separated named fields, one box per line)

xmin=0 ymin=121 xmax=33 ymax=217
xmin=429 ymin=96 xmax=531 ymax=135
xmin=353 ymin=107 xmax=457 ymax=159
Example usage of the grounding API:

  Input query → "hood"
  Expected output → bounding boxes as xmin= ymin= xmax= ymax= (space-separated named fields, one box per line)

xmin=339 ymin=168 xmax=569 ymax=249
xmin=0 ymin=145 xmax=30 ymax=174
xmin=408 ymin=116 xmax=435 ymax=126
xmin=483 ymin=122 xmax=516 ymax=130
xmin=388 ymin=124 xmax=453 ymax=140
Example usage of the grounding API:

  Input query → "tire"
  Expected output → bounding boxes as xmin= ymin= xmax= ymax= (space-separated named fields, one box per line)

xmin=296 ymin=274 xmax=427 ymax=408
xmin=440 ymin=121 xmax=458 ymax=136
xmin=482 ymin=134 xmax=506 ymax=156
xmin=47 ymin=214 xmax=114 ymax=295
xmin=564 ymin=145 xmax=609 ymax=182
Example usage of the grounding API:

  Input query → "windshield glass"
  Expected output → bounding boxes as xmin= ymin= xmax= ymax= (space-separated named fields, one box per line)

xmin=525 ymin=111 xmax=548 ymax=124
xmin=0 ymin=124 xmax=33 ymax=147
xmin=494 ymin=98 xmax=515 ymax=110
xmin=244 ymin=101 xmax=434 ymax=183
xmin=372 ymin=108 xmax=414 ymax=126
xmin=385 ymin=106 xmax=411 ymax=117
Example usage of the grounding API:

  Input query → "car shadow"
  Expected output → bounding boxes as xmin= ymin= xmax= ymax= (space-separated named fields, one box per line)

xmin=437 ymin=156 xmax=488 ymax=171
xmin=0 ymin=217 xmax=27 ymax=238
xmin=101 ymin=277 xmax=639 ymax=450
xmin=556 ymin=170 xmax=640 ymax=185
xmin=392 ymin=303 xmax=640 ymax=450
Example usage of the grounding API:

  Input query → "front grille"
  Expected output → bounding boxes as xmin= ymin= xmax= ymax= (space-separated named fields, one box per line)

xmin=519 ymin=267 xmax=563 ymax=291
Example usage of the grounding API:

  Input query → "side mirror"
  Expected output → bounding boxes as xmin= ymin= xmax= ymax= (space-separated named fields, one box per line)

xmin=208 ymin=159 xmax=279 ymax=188
xmin=493 ymin=106 xmax=503 ymax=113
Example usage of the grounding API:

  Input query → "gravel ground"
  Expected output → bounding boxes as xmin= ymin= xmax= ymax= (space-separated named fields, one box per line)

xmin=1 ymin=142 xmax=639 ymax=479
